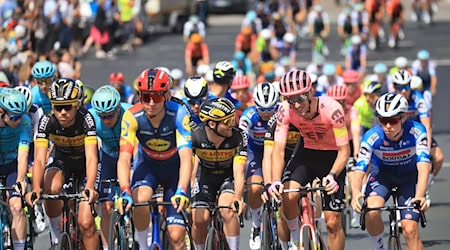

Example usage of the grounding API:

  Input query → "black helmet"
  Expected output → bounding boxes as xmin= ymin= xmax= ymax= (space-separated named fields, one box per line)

xmin=48 ymin=78 xmax=82 ymax=104
xmin=199 ymin=97 xmax=236 ymax=123
xmin=213 ymin=61 xmax=236 ymax=85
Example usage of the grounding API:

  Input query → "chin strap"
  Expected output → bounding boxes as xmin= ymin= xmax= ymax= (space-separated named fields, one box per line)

xmin=211 ymin=123 xmax=227 ymax=138
xmin=392 ymin=116 xmax=404 ymax=138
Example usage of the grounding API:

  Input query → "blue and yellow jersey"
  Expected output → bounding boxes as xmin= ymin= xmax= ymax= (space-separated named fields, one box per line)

xmin=119 ymin=101 xmax=192 ymax=160
xmin=31 ymin=85 xmax=52 ymax=114
xmin=0 ymin=114 xmax=32 ymax=165
xmin=355 ymin=120 xmax=430 ymax=173
xmin=89 ymin=102 xmax=132 ymax=158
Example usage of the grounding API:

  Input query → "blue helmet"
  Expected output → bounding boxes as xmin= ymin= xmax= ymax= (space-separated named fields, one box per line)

xmin=373 ymin=63 xmax=388 ymax=74
xmin=91 ymin=85 xmax=121 ymax=114
xmin=0 ymin=88 xmax=27 ymax=115
xmin=417 ymin=50 xmax=430 ymax=60
xmin=32 ymin=60 xmax=56 ymax=79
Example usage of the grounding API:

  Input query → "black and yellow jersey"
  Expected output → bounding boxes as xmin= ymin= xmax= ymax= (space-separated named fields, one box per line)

xmin=35 ymin=107 xmax=97 ymax=160
xmin=192 ymin=124 xmax=247 ymax=175
xmin=264 ymin=112 xmax=301 ymax=154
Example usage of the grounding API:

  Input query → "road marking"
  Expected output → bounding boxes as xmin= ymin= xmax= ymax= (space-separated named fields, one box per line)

xmin=296 ymin=59 xmax=450 ymax=68
xmin=443 ymin=162 xmax=450 ymax=168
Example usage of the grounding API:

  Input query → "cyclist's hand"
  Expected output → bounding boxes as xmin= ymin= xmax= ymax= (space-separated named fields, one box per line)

xmin=412 ymin=197 xmax=429 ymax=212
xmin=26 ymin=191 xmax=40 ymax=206
xmin=261 ymin=183 xmax=271 ymax=203
xmin=323 ymin=174 xmax=339 ymax=195
xmin=83 ymin=188 xmax=98 ymax=204
xmin=268 ymin=181 xmax=283 ymax=202
xmin=311 ymin=178 xmax=321 ymax=188
xmin=232 ymin=199 xmax=246 ymax=216
xmin=171 ymin=186 xmax=190 ymax=213
xmin=15 ymin=181 xmax=27 ymax=196
xmin=351 ymin=192 xmax=365 ymax=213
xmin=119 ymin=190 xmax=133 ymax=214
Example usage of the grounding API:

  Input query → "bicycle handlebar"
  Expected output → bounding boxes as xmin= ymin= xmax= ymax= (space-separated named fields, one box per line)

xmin=283 ymin=186 xmax=337 ymax=208
xmin=192 ymin=202 xmax=245 ymax=228
xmin=33 ymin=191 xmax=97 ymax=217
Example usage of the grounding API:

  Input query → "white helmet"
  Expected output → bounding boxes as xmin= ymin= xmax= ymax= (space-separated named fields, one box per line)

xmin=283 ymin=33 xmax=296 ymax=44
xmin=394 ymin=56 xmax=408 ymax=68
xmin=170 ymin=68 xmax=183 ymax=80
xmin=253 ymin=82 xmax=279 ymax=109
xmin=392 ymin=70 xmax=411 ymax=85
xmin=410 ymin=75 xmax=423 ymax=90
xmin=309 ymin=73 xmax=318 ymax=84
xmin=260 ymin=29 xmax=272 ymax=40
xmin=196 ymin=64 xmax=210 ymax=75
xmin=351 ymin=35 xmax=362 ymax=45
xmin=14 ymin=86 xmax=32 ymax=111
xmin=376 ymin=93 xmax=408 ymax=117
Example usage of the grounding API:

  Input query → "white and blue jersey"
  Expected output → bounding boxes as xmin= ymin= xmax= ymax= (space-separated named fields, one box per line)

xmin=239 ymin=106 xmax=269 ymax=178
xmin=404 ymin=90 xmax=430 ymax=121
xmin=31 ymin=85 xmax=52 ymax=114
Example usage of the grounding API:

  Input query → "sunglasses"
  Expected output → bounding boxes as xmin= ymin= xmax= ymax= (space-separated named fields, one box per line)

xmin=98 ymin=110 xmax=117 ymax=120
xmin=222 ymin=116 xmax=236 ymax=127
xmin=257 ymin=106 xmax=276 ymax=113
xmin=187 ymin=97 xmax=206 ymax=106
xmin=378 ymin=116 xmax=401 ymax=125
xmin=35 ymin=77 xmax=53 ymax=85
xmin=7 ymin=113 xmax=22 ymax=121
xmin=394 ymin=84 xmax=410 ymax=91
xmin=140 ymin=92 xmax=166 ymax=103
xmin=53 ymin=103 xmax=76 ymax=112
xmin=286 ymin=94 xmax=308 ymax=105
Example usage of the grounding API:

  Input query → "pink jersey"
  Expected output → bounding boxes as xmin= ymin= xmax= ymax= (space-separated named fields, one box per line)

xmin=274 ymin=96 xmax=349 ymax=150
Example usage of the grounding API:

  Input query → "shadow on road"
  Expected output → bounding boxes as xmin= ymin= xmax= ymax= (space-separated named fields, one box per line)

xmin=423 ymin=239 xmax=450 ymax=248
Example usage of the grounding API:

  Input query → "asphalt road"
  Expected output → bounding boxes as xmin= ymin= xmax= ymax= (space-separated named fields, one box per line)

xmin=34 ymin=1 xmax=450 ymax=248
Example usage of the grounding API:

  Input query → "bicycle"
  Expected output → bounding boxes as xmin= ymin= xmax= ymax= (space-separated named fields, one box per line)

xmin=261 ymin=196 xmax=281 ymax=250
xmin=0 ymin=184 xmax=15 ymax=249
xmin=283 ymin=183 xmax=334 ymax=250
xmin=360 ymin=187 xmax=427 ymax=250
xmin=32 ymin=177 xmax=97 ymax=250
xmin=341 ymin=159 xmax=360 ymax=235
xmin=199 ymin=201 xmax=244 ymax=250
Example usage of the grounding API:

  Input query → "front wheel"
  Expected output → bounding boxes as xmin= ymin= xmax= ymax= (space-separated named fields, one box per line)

xmin=58 ymin=232 xmax=72 ymax=250
xmin=300 ymin=228 xmax=313 ymax=250
xmin=388 ymin=236 xmax=402 ymax=250
xmin=261 ymin=210 xmax=273 ymax=250
xmin=205 ymin=227 xmax=221 ymax=250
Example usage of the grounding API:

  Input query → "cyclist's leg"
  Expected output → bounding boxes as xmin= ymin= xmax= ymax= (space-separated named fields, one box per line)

xmin=4 ymin=162 xmax=27 ymax=249
xmin=398 ymin=174 xmax=423 ymax=249
xmin=191 ymin=174 xmax=215 ymax=249
xmin=245 ymin=154 xmax=263 ymax=249
xmin=78 ymin=190 xmax=99 ymax=250
xmin=43 ymin=160 xmax=65 ymax=245
xmin=277 ymin=206 xmax=290 ymax=250
xmin=218 ymin=178 xmax=239 ymax=250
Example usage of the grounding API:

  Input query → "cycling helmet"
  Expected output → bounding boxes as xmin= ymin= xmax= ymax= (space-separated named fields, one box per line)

xmin=246 ymin=10 xmax=257 ymax=21
xmin=373 ymin=63 xmax=388 ymax=74
xmin=410 ymin=75 xmax=423 ymax=90
xmin=189 ymin=14 xmax=199 ymax=24
xmin=327 ymin=84 xmax=348 ymax=101
xmin=48 ymin=78 xmax=81 ymax=104
xmin=171 ymin=68 xmax=184 ymax=81
xmin=351 ymin=35 xmax=362 ymax=45
xmin=137 ymin=68 xmax=171 ymax=92
xmin=0 ymin=88 xmax=27 ymax=115
xmin=363 ymin=80 xmax=382 ymax=94
xmin=199 ymin=97 xmax=236 ymax=123
xmin=32 ymin=60 xmax=56 ymax=79
xmin=14 ymin=86 xmax=32 ymax=111
xmin=376 ymin=93 xmax=408 ymax=117
xmin=190 ymin=33 xmax=203 ymax=44
xmin=234 ymin=51 xmax=246 ymax=61
xmin=231 ymin=75 xmax=250 ymax=90
xmin=279 ymin=70 xmax=312 ymax=96
xmin=241 ymin=26 xmax=252 ymax=36
xmin=260 ymin=29 xmax=272 ymax=40
xmin=392 ymin=70 xmax=411 ymax=85
xmin=14 ymin=24 xmax=26 ymax=38
xmin=283 ymin=33 xmax=296 ymax=44
xmin=314 ymin=5 xmax=323 ymax=12
xmin=0 ymin=81 xmax=9 ymax=88
xmin=84 ymin=86 xmax=94 ymax=105
xmin=154 ymin=66 xmax=171 ymax=75
xmin=213 ymin=61 xmax=236 ymax=85
xmin=417 ymin=50 xmax=430 ymax=60
xmin=91 ymin=85 xmax=121 ymax=114
xmin=253 ymin=82 xmax=279 ymax=108
xmin=394 ymin=56 xmax=408 ymax=68
xmin=184 ymin=76 xmax=208 ymax=100
xmin=343 ymin=70 xmax=359 ymax=83
xmin=323 ymin=64 xmax=336 ymax=75
xmin=196 ymin=64 xmax=210 ymax=75
xmin=309 ymin=73 xmax=318 ymax=84
xmin=109 ymin=72 xmax=124 ymax=83
xmin=75 ymin=79 xmax=85 ymax=103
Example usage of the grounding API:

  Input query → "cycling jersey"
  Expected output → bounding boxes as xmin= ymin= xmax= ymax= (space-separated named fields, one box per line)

xmin=0 ymin=114 xmax=32 ymax=165
xmin=31 ymin=85 xmax=52 ymax=114
xmin=404 ymin=90 xmax=429 ymax=121
xmin=274 ymin=97 xmax=349 ymax=151
xmin=411 ymin=60 xmax=436 ymax=91
xmin=337 ymin=13 xmax=353 ymax=35
xmin=353 ymin=95 xmax=377 ymax=130
xmin=35 ymin=107 xmax=97 ymax=160
xmin=181 ymin=97 xmax=202 ymax=126
xmin=351 ymin=10 xmax=369 ymax=33
xmin=231 ymin=58 xmax=253 ymax=76
xmin=347 ymin=45 xmax=367 ymax=71
xmin=239 ymin=106 xmax=269 ymax=158
xmin=118 ymin=85 xmax=134 ymax=104
xmin=185 ymin=42 xmax=209 ymax=66
xmin=355 ymin=120 xmax=430 ymax=173
xmin=235 ymin=33 xmax=256 ymax=54
xmin=308 ymin=11 xmax=329 ymax=36
xmin=88 ymin=102 xmax=132 ymax=158
xmin=255 ymin=37 xmax=272 ymax=62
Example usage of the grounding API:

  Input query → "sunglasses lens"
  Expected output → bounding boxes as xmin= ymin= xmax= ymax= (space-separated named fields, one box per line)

xmin=9 ymin=114 xmax=22 ymax=121
xmin=258 ymin=107 xmax=275 ymax=113
xmin=222 ymin=116 xmax=235 ymax=126
xmin=395 ymin=84 xmax=410 ymax=91
xmin=287 ymin=94 xmax=308 ymax=105
xmin=140 ymin=92 xmax=165 ymax=103
xmin=54 ymin=104 xmax=73 ymax=112
xmin=99 ymin=110 xmax=117 ymax=120
xmin=36 ymin=78 xmax=53 ymax=85
xmin=379 ymin=116 xmax=401 ymax=125
xmin=188 ymin=98 xmax=204 ymax=105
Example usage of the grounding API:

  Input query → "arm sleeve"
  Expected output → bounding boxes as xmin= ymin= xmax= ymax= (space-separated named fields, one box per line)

xmin=175 ymin=104 xmax=192 ymax=150
xmin=18 ymin=115 xmax=32 ymax=153
xmin=233 ymin=128 xmax=248 ymax=166
xmin=119 ymin=110 xmax=138 ymax=154
xmin=84 ymin=112 xmax=98 ymax=145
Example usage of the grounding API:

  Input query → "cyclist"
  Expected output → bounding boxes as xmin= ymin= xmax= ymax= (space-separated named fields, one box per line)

xmin=307 ymin=5 xmax=331 ymax=56
xmin=270 ymin=32 xmax=297 ymax=68
xmin=88 ymin=85 xmax=132 ymax=249
xmin=337 ymin=7 xmax=356 ymax=56
xmin=231 ymin=51 xmax=253 ymax=82
xmin=210 ymin=61 xmax=240 ymax=108
xmin=345 ymin=35 xmax=367 ymax=75
xmin=268 ymin=70 xmax=350 ymax=249
xmin=389 ymin=56 xmax=411 ymax=76
xmin=27 ymin=78 xmax=99 ymax=249
xmin=30 ymin=60 xmax=56 ymax=114
xmin=117 ymin=68 xmax=192 ymax=249
xmin=109 ymin=72 xmax=134 ymax=104
xmin=238 ymin=82 xmax=279 ymax=249
xmin=182 ymin=76 xmax=209 ymax=126
xmin=385 ymin=0 xmax=405 ymax=48
xmin=191 ymin=97 xmax=247 ymax=250
xmin=185 ymin=33 xmax=210 ymax=77
xmin=365 ymin=0 xmax=385 ymax=49
xmin=411 ymin=50 xmax=437 ymax=109
xmin=235 ymin=26 xmax=257 ymax=56
xmin=183 ymin=14 xmax=206 ymax=43
xmin=255 ymin=28 xmax=273 ymax=62
xmin=0 ymin=88 xmax=31 ymax=250
xmin=230 ymin=75 xmax=253 ymax=120
xmin=342 ymin=69 xmax=362 ymax=106
xmin=350 ymin=2 xmax=370 ymax=42
xmin=351 ymin=93 xmax=431 ymax=250
xmin=368 ymin=62 xmax=393 ymax=95
xmin=317 ymin=63 xmax=344 ymax=94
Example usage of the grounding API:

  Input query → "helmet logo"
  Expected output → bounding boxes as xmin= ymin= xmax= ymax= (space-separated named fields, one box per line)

xmin=214 ymin=69 xmax=224 ymax=77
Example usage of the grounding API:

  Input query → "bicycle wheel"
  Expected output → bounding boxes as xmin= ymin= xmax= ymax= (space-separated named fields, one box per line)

xmin=58 ymin=232 xmax=72 ymax=250
xmin=341 ymin=209 xmax=348 ymax=236
xmin=261 ymin=210 xmax=273 ymax=250
xmin=300 ymin=228 xmax=313 ymax=250
xmin=388 ymin=236 xmax=402 ymax=250
xmin=205 ymin=227 xmax=220 ymax=250
xmin=108 ymin=211 xmax=127 ymax=250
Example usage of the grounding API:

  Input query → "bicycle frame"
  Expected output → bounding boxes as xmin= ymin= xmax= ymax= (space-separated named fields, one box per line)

xmin=261 ymin=198 xmax=281 ymax=250
xmin=0 ymin=185 xmax=15 ymax=249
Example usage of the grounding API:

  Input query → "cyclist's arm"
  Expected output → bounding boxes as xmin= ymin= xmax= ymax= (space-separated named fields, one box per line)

xmin=272 ymin=105 xmax=289 ymax=181
xmin=329 ymin=104 xmax=350 ymax=176
xmin=262 ymin=113 xmax=277 ymax=184
xmin=184 ymin=43 xmax=193 ymax=70
xmin=84 ymin=140 xmax=98 ymax=190
xmin=16 ymin=116 xmax=32 ymax=183
xmin=360 ymin=47 xmax=367 ymax=70
xmin=33 ymin=115 xmax=50 ymax=192
xmin=419 ymin=116 xmax=432 ymax=150
xmin=117 ymin=110 xmax=138 ymax=190
xmin=201 ymin=43 xmax=210 ymax=65
xmin=233 ymin=129 xmax=248 ymax=200
xmin=429 ymin=63 xmax=437 ymax=95
xmin=415 ymin=125 xmax=432 ymax=200
xmin=416 ymin=161 xmax=431 ymax=200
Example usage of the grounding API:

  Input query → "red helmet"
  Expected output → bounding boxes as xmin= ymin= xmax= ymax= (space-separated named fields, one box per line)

xmin=110 ymin=72 xmax=124 ymax=83
xmin=231 ymin=75 xmax=250 ymax=90
xmin=279 ymin=70 xmax=311 ymax=96
xmin=327 ymin=84 xmax=348 ymax=101
xmin=137 ymin=68 xmax=171 ymax=92
xmin=0 ymin=81 xmax=9 ymax=88
xmin=343 ymin=70 xmax=359 ymax=83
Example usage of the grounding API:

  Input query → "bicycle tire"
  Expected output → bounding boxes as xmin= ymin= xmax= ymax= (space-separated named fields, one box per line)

xmin=300 ymin=228 xmax=313 ymax=250
xmin=388 ymin=236 xmax=402 ymax=250
xmin=261 ymin=210 xmax=272 ymax=250
xmin=341 ymin=209 xmax=348 ymax=236
xmin=58 ymin=232 xmax=72 ymax=250
xmin=108 ymin=211 xmax=127 ymax=250
xmin=205 ymin=227 xmax=220 ymax=250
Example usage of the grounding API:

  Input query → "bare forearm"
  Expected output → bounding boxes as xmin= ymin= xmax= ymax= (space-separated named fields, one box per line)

xmin=262 ymin=147 xmax=273 ymax=184
xmin=117 ymin=156 xmax=131 ymax=188
xmin=85 ymin=157 xmax=98 ymax=189
xmin=17 ymin=152 xmax=29 ymax=182
xmin=351 ymin=170 xmax=366 ymax=194
xmin=177 ymin=148 xmax=193 ymax=189
xmin=416 ymin=162 xmax=431 ymax=198
xmin=233 ymin=164 xmax=245 ymax=200
xmin=330 ymin=144 xmax=350 ymax=175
